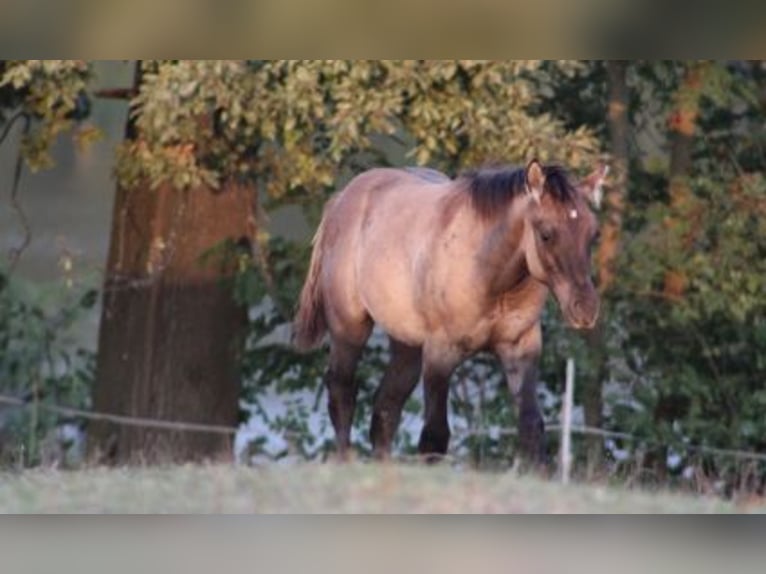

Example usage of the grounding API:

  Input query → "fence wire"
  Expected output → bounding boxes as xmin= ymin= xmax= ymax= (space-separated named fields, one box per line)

xmin=0 ymin=394 xmax=237 ymax=435
xmin=2 ymin=392 xmax=766 ymax=463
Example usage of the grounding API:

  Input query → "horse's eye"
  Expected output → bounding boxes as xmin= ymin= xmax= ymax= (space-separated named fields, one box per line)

xmin=539 ymin=228 xmax=553 ymax=243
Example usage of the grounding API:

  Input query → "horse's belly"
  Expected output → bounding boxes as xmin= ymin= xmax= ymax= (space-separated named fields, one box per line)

xmin=359 ymin=275 xmax=498 ymax=351
xmin=377 ymin=317 xmax=428 ymax=347
xmin=358 ymin=270 xmax=429 ymax=346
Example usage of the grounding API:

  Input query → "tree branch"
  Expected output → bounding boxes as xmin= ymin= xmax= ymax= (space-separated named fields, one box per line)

xmin=0 ymin=110 xmax=26 ymax=147
xmin=7 ymin=114 xmax=31 ymax=273
xmin=93 ymin=87 xmax=138 ymax=101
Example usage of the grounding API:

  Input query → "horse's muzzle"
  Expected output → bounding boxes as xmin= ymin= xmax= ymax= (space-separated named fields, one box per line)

xmin=566 ymin=297 xmax=600 ymax=330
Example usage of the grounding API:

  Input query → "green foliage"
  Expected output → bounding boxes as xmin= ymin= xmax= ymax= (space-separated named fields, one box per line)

xmin=115 ymin=60 xmax=601 ymax=194
xmin=613 ymin=171 xmax=766 ymax=484
xmin=0 ymin=60 xmax=94 ymax=170
xmin=0 ymin=60 xmax=97 ymax=469
xmin=0 ymin=269 xmax=96 ymax=468
xmin=529 ymin=60 xmax=766 ymax=491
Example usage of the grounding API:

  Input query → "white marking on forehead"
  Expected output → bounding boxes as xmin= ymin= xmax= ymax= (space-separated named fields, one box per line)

xmin=569 ymin=209 xmax=579 ymax=219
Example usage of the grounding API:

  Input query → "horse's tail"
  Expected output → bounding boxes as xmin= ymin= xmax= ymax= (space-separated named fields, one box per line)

xmin=293 ymin=198 xmax=336 ymax=351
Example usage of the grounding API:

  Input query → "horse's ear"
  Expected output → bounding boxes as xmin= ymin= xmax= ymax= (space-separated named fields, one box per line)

xmin=582 ymin=164 xmax=609 ymax=209
xmin=525 ymin=159 xmax=546 ymax=203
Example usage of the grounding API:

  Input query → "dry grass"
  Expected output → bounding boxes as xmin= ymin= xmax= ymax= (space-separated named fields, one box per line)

xmin=0 ymin=462 xmax=761 ymax=513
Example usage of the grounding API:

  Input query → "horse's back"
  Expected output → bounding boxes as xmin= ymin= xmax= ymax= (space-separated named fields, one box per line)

xmin=324 ymin=168 xmax=453 ymax=245
xmin=402 ymin=166 xmax=452 ymax=184
xmin=344 ymin=168 xmax=455 ymax=249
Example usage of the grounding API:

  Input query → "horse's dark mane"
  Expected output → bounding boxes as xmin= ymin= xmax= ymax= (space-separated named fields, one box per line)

xmin=459 ymin=164 xmax=576 ymax=220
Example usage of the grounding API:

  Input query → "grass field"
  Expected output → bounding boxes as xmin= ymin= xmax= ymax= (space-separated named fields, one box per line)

xmin=2 ymin=462 xmax=763 ymax=513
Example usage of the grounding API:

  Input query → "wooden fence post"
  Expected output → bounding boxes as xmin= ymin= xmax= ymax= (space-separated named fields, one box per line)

xmin=561 ymin=358 xmax=575 ymax=485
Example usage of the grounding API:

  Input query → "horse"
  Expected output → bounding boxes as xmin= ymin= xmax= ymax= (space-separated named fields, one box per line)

xmin=293 ymin=159 xmax=607 ymax=463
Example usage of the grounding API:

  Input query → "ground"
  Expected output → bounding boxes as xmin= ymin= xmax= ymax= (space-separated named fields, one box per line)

xmin=2 ymin=462 xmax=763 ymax=513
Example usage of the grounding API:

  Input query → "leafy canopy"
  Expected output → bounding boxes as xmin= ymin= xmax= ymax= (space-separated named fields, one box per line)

xmin=115 ymin=60 xmax=600 ymax=193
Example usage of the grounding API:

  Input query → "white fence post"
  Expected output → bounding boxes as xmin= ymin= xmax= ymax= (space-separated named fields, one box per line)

xmin=560 ymin=358 xmax=575 ymax=485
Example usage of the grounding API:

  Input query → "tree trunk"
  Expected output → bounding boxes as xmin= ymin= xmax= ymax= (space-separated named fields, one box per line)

xmin=88 ymin=180 xmax=253 ymax=464
xmin=87 ymin=62 xmax=253 ymax=464
xmin=583 ymin=60 xmax=630 ymax=478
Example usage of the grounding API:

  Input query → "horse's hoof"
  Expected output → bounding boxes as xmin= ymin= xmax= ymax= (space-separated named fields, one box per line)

xmin=421 ymin=452 xmax=447 ymax=465
xmin=328 ymin=449 xmax=357 ymax=464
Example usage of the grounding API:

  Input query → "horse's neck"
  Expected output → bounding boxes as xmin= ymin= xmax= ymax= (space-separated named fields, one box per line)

xmin=484 ymin=214 xmax=550 ymax=321
xmin=477 ymin=213 xmax=531 ymax=298
xmin=494 ymin=274 xmax=548 ymax=317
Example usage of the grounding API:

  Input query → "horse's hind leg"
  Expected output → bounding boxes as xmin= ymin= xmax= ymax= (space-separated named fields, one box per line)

xmin=324 ymin=332 xmax=370 ymax=461
xmin=370 ymin=338 xmax=422 ymax=459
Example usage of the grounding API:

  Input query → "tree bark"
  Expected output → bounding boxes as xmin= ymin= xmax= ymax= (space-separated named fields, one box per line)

xmin=88 ymin=181 xmax=252 ymax=464
xmin=582 ymin=60 xmax=630 ymax=478
xmin=88 ymin=62 xmax=253 ymax=464
xmin=88 ymin=180 xmax=253 ymax=464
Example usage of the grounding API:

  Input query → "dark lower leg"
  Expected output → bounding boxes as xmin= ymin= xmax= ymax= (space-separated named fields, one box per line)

xmin=324 ymin=340 xmax=365 ymax=460
xmin=516 ymin=368 xmax=547 ymax=467
xmin=418 ymin=369 xmax=452 ymax=460
xmin=501 ymin=355 xmax=546 ymax=468
xmin=370 ymin=340 xmax=422 ymax=459
xmin=496 ymin=330 xmax=546 ymax=470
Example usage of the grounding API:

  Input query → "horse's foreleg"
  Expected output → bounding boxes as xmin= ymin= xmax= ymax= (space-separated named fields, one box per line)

xmin=506 ymin=357 xmax=546 ymax=467
xmin=324 ymin=339 xmax=366 ymax=461
xmin=418 ymin=345 xmax=460 ymax=462
xmin=495 ymin=326 xmax=546 ymax=468
xmin=370 ymin=339 xmax=422 ymax=459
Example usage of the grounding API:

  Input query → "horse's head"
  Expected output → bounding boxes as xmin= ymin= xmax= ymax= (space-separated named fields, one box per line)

xmin=522 ymin=159 xmax=607 ymax=330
